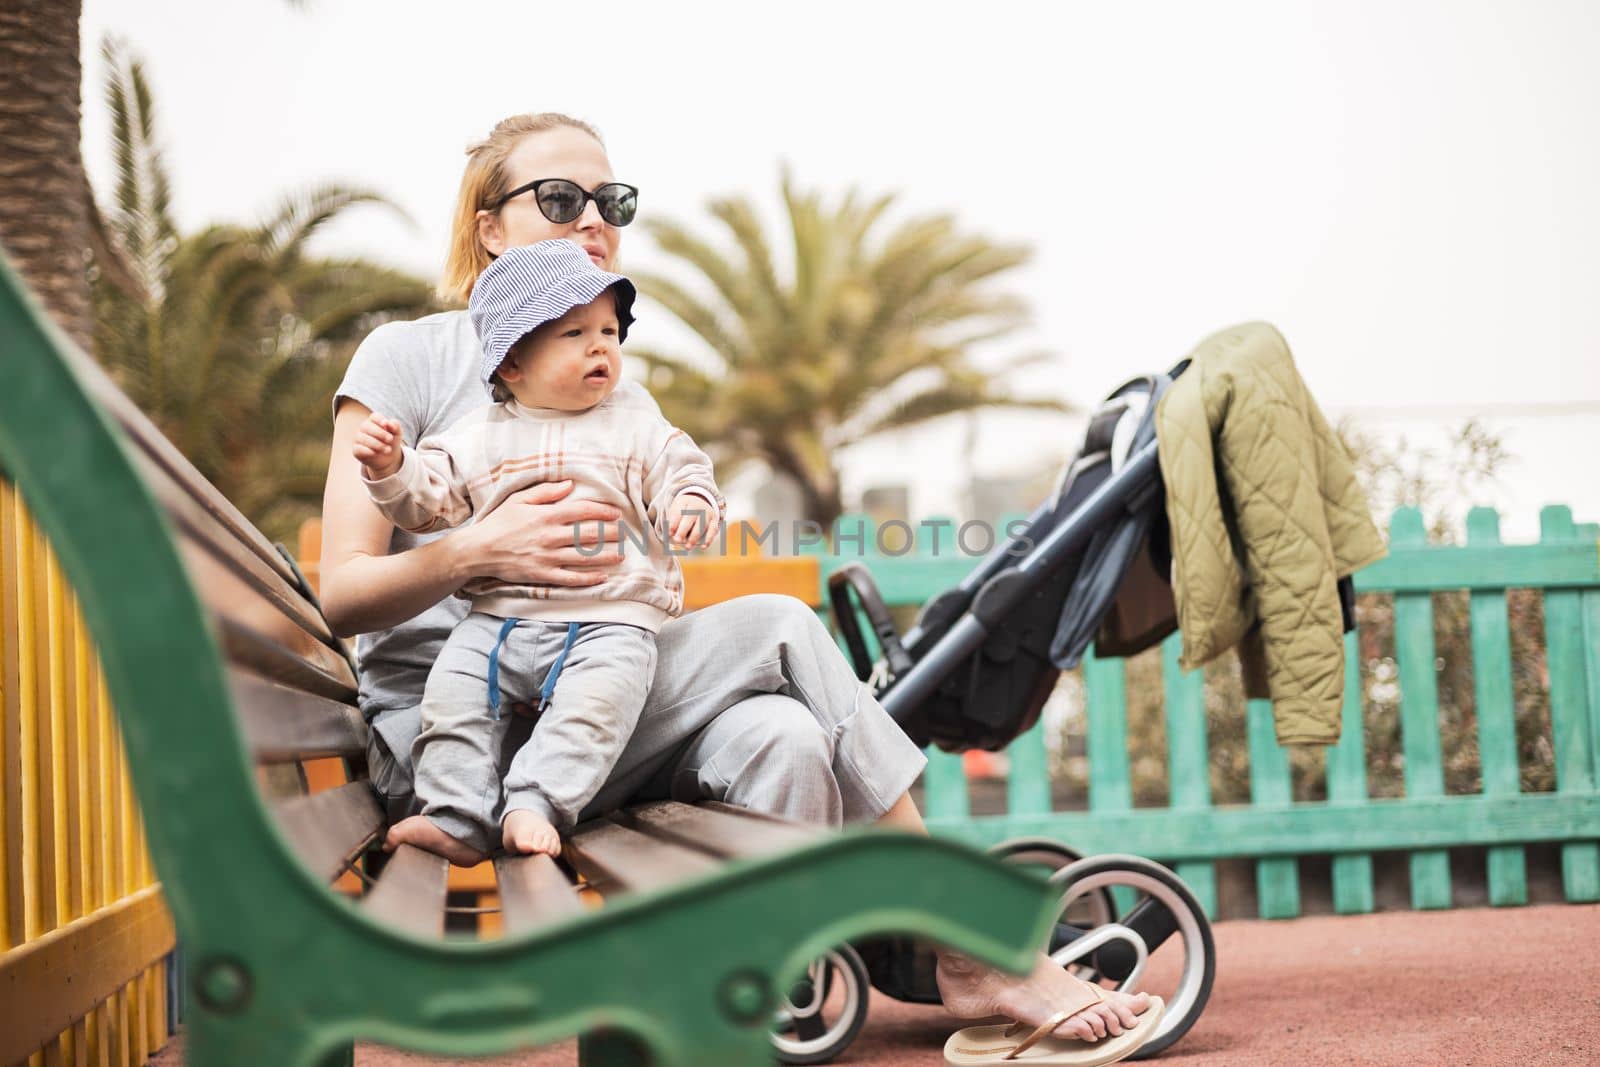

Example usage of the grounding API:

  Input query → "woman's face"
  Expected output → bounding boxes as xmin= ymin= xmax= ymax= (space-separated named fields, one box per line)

xmin=477 ymin=127 xmax=622 ymax=269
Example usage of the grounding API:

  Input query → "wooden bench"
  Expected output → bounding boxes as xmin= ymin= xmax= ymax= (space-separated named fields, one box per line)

xmin=0 ymin=254 xmax=1060 ymax=1067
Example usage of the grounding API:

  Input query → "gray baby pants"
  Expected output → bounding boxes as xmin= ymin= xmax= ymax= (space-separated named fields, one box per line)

xmin=412 ymin=614 xmax=656 ymax=853
xmin=371 ymin=594 xmax=929 ymax=832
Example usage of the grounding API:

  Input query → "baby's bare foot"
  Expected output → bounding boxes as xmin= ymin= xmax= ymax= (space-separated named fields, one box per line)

xmin=383 ymin=815 xmax=485 ymax=867
xmin=936 ymin=950 xmax=1152 ymax=1042
xmin=503 ymin=809 xmax=561 ymax=857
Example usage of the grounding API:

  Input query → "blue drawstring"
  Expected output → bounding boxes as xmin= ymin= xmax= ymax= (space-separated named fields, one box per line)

xmin=486 ymin=616 xmax=522 ymax=720
xmin=539 ymin=622 xmax=581 ymax=712
xmin=487 ymin=619 xmax=581 ymax=720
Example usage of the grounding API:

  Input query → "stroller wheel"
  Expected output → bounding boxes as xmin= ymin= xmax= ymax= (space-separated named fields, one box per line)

xmin=1047 ymin=854 xmax=1215 ymax=1059
xmin=988 ymin=837 xmax=1118 ymax=932
xmin=770 ymin=943 xmax=871 ymax=1065
xmin=988 ymin=836 xmax=1084 ymax=869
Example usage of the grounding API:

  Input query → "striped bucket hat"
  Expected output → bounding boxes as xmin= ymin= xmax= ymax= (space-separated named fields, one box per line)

xmin=469 ymin=239 xmax=637 ymax=396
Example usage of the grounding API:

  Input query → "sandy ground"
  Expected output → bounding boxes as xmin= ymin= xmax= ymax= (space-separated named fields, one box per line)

xmin=151 ymin=903 xmax=1600 ymax=1066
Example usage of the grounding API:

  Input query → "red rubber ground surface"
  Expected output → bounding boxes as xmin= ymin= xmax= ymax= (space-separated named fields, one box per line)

xmin=153 ymin=903 xmax=1600 ymax=1066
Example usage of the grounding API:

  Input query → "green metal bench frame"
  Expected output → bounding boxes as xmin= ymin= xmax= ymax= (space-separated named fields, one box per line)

xmin=0 ymin=255 xmax=1060 ymax=1067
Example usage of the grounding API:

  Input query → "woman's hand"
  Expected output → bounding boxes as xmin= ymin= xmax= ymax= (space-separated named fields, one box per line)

xmin=322 ymin=400 xmax=626 ymax=637
xmin=353 ymin=414 xmax=404 ymax=479
xmin=458 ymin=481 xmax=626 ymax=588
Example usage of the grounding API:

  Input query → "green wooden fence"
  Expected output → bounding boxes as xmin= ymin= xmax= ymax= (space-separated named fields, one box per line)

xmin=814 ymin=505 xmax=1600 ymax=920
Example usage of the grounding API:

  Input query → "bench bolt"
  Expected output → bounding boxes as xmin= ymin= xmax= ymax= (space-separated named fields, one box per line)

xmin=196 ymin=958 xmax=252 ymax=1013
xmin=718 ymin=971 xmax=773 ymax=1025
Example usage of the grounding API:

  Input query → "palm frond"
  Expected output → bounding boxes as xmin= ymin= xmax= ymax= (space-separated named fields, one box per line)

xmin=781 ymin=168 xmax=830 ymax=312
xmin=855 ymin=387 xmax=1070 ymax=439
xmin=100 ymin=35 xmax=177 ymax=299
xmin=642 ymin=218 xmax=759 ymax=322
xmin=708 ymin=196 xmax=784 ymax=317
xmin=88 ymin=45 xmax=434 ymax=532
xmin=627 ymin=348 xmax=718 ymax=388
xmin=637 ymin=168 xmax=1059 ymax=523
xmin=628 ymin=270 xmax=748 ymax=366
xmin=257 ymin=185 xmax=400 ymax=263
xmin=103 ymin=37 xmax=139 ymax=230
xmin=284 ymin=259 xmax=437 ymax=339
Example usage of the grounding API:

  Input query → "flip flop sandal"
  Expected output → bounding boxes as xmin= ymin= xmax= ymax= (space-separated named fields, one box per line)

xmin=943 ymin=985 xmax=1165 ymax=1066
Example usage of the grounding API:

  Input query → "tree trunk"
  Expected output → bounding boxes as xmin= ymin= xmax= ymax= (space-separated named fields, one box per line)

xmin=0 ymin=0 xmax=92 ymax=351
xmin=768 ymin=446 xmax=845 ymax=533
xmin=801 ymin=477 xmax=844 ymax=533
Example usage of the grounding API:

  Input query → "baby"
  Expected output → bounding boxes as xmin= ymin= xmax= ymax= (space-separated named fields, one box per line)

xmin=353 ymin=239 xmax=723 ymax=865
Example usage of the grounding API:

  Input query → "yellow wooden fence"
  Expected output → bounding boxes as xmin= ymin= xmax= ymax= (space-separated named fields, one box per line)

xmin=1 ymin=482 xmax=175 ymax=1067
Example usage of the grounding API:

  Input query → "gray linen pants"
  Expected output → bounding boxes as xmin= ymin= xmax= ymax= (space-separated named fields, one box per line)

xmin=368 ymin=594 xmax=927 ymax=833
xmin=412 ymin=615 xmax=657 ymax=853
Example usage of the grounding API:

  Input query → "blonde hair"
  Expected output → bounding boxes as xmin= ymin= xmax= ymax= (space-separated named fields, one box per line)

xmin=439 ymin=112 xmax=605 ymax=304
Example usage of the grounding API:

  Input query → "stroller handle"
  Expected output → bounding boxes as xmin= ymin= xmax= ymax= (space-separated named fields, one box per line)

xmin=880 ymin=440 xmax=1162 ymax=725
xmin=828 ymin=562 xmax=914 ymax=681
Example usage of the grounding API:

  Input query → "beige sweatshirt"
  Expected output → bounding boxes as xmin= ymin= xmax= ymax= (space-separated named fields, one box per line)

xmin=363 ymin=380 xmax=723 ymax=631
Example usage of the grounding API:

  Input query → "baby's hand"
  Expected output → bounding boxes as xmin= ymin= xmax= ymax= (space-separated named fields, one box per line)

xmin=502 ymin=809 xmax=561 ymax=857
xmin=667 ymin=492 xmax=720 ymax=550
xmin=353 ymin=414 xmax=404 ymax=479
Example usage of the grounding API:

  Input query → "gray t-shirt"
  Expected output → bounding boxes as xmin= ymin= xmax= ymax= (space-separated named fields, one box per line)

xmin=334 ymin=309 xmax=485 ymax=723
xmin=333 ymin=308 xmax=663 ymax=724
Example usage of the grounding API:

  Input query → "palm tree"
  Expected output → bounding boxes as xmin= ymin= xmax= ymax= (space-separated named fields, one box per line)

xmin=91 ymin=39 xmax=437 ymax=541
xmin=0 ymin=0 xmax=95 ymax=348
xmin=628 ymin=170 xmax=1067 ymax=528
xmin=1 ymin=1 xmax=312 ymax=348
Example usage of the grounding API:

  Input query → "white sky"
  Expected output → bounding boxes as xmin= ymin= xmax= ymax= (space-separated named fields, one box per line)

xmin=80 ymin=0 xmax=1600 ymax=540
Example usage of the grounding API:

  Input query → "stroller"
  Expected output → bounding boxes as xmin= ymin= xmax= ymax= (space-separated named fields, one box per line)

xmin=770 ymin=367 xmax=1217 ymax=1063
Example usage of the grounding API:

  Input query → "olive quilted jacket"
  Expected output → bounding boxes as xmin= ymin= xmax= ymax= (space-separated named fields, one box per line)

xmin=1155 ymin=323 xmax=1386 ymax=744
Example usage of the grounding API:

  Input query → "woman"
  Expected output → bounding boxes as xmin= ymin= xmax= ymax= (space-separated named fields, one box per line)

xmin=319 ymin=111 xmax=1151 ymax=1051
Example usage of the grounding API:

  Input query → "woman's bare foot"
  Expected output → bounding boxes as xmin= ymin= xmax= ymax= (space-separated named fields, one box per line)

xmin=503 ymin=809 xmax=561 ymax=857
xmin=383 ymin=815 xmax=485 ymax=867
xmin=936 ymin=950 xmax=1153 ymax=1042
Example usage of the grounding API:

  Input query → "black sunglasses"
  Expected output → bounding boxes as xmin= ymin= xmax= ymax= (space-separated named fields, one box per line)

xmin=489 ymin=178 xmax=639 ymax=227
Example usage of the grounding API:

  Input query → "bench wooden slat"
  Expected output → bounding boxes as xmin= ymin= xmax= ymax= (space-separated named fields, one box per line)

xmin=223 ymin=619 xmax=358 ymax=703
xmin=271 ymin=782 xmax=384 ymax=882
xmin=362 ymin=844 xmax=448 ymax=938
xmin=231 ymin=669 xmax=368 ymax=762
xmin=619 ymin=800 xmax=819 ymax=861
xmin=130 ymin=448 xmax=336 ymax=645
xmin=563 ymin=813 xmax=720 ymax=893
xmin=494 ymin=854 xmax=585 ymax=932
xmin=88 ymin=363 xmax=352 ymax=689
xmin=170 ymin=525 xmax=355 ymax=692
xmin=699 ymin=799 xmax=812 ymax=825
xmin=258 ymin=763 xmax=309 ymax=799
xmin=81 ymin=357 xmax=302 ymax=587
